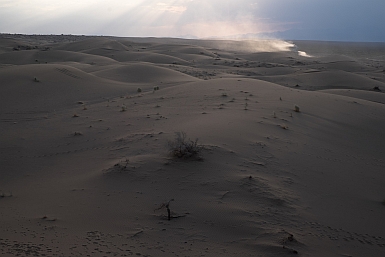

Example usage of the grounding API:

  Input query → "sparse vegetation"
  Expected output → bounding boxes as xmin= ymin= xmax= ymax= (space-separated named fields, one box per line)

xmin=168 ymin=132 xmax=203 ymax=159
xmin=115 ymin=158 xmax=130 ymax=170
xmin=155 ymin=199 xmax=174 ymax=220
xmin=103 ymin=158 xmax=131 ymax=174
xmin=0 ymin=191 xmax=12 ymax=198
xmin=41 ymin=215 xmax=57 ymax=221
xmin=294 ymin=105 xmax=300 ymax=112
xmin=137 ymin=88 xmax=142 ymax=93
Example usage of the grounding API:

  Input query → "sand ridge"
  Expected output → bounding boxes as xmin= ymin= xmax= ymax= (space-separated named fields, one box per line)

xmin=1 ymin=34 xmax=385 ymax=257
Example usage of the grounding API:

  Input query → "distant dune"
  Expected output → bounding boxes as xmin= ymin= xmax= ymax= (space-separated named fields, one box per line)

xmin=1 ymin=34 xmax=385 ymax=257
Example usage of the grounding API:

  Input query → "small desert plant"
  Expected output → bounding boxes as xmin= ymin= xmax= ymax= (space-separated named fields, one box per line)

xmin=168 ymin=132 xmax=203 ymax=159
xmin=119 ymin=158 xmax=130 ymax=170
xmin=294 ymin=105 xmax=300 ymax=112
xmin=0 ymin=191 xmax=12 ymax=198
xmin=137 ymin=87 xmax=142 ymax=93
xmin=111 ymin=158 xmax=130 ymax=172
xmin=154 ymin=199 xmax=174 ymax=220
xmin=121 ymin=104 xmax=127 ymax=112
xmin=244 ymin=101 xmax=248 ymax=110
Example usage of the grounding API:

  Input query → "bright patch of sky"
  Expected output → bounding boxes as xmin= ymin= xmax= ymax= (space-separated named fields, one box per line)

xmin=1 ymin=0 xmax=384 ymax=42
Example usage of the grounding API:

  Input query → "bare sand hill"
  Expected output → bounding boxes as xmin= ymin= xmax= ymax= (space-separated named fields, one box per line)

xmin=1 ymin=34 xmax=385 ymax=257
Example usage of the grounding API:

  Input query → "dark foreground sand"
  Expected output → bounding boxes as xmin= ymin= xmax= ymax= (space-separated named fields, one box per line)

xmin=1 ymin=34 xmax=385 ymax=257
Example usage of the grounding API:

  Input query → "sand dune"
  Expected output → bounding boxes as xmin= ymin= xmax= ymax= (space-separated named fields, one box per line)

xmin=1 ymin=34 xmax=385 ymax=257
xmin=86 ymin=50 xmax=192 ymax=65
xmin=320 ymin=89 xmax=385 ymax=104
xmin=0 ymin=49 xmax=119 ymax=66
xmin=91 ymin=63 xmax=198 ymax=84
xmin=258 ymin=70 xmax=385 ymax=90
xmin=0 ymin=63 xmax=134 ymax=114
xmin=54 ymin=37 xmax=130 ymax=52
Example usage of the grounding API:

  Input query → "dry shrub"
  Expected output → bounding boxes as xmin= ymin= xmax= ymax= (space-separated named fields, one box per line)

xmin=168 ymin=132 xmax=202 ymax=159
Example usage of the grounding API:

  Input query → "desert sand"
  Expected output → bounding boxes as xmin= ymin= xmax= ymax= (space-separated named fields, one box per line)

xmin=1 ymin=34 xmax=385 ymax=257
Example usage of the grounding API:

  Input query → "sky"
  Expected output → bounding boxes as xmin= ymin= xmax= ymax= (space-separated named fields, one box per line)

xmin=0 ymin=0 xmax=384 ymax=42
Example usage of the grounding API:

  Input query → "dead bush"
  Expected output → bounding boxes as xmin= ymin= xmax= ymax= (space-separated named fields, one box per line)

xmin=168 ymin=132 xmax=203 ymax=159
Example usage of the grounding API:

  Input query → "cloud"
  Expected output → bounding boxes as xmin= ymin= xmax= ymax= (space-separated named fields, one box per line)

xmin=0 ymin=0 xmax=281 ymax=36
xmin=154 ymin=1 xmax=188 ymax=14
xmin=0 ymin=0 xmax=384 ymax=41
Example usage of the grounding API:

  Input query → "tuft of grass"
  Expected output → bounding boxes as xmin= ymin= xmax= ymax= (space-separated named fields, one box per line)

xmin=168 ymin=132 xmax=203 ymax=159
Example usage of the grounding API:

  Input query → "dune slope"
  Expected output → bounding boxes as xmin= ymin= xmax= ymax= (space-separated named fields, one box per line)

xmin=1 ymin=34 xmax=385 ymax=257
